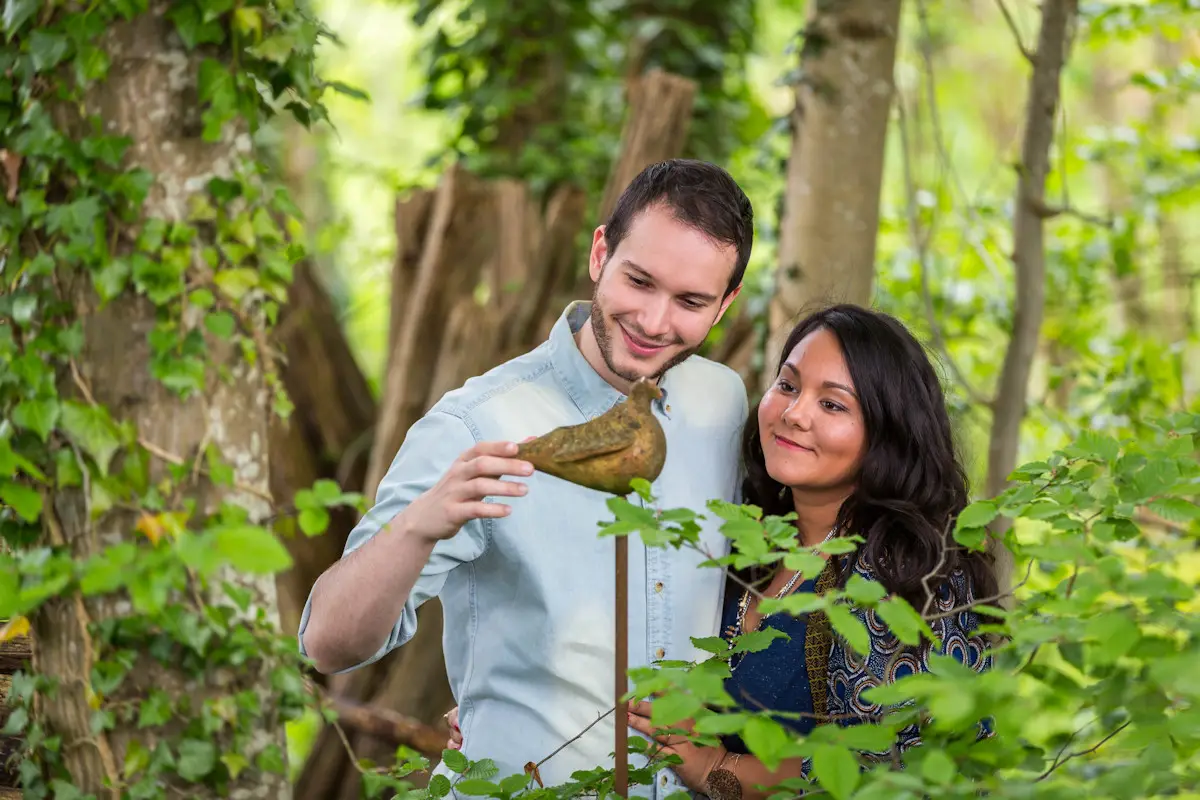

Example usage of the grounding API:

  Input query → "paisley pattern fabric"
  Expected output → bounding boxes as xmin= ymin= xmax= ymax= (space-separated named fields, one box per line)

xmin=814 ymin=554 xmax=992 ymax=773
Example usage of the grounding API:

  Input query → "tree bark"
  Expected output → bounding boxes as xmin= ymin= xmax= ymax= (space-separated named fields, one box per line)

xmin=596 ymin=69 xmax=698 ymax=227
xmin=764 ymin=0 xmax=902 ymax=387
xmin=29 ymin=8 xmax=290 ymax=798
xmin=986 ymin=0 xmax=1078 ymax=599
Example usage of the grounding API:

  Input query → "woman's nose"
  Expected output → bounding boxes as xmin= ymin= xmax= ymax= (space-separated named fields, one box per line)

xmin=780 ymin=397 xmax=811 ymax=429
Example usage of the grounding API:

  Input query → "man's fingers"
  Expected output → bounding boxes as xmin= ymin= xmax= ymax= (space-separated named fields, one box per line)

xmin=627 ymin=699 xmax=653 ymax=718
xmin=455 ymin=501 xmax=512 ymax=521
xmin=460 ymin=440 xmax=520 ymax=462
xmin=626 ymin=710 xmax=654 ymax=738
xmin=464 ymin=478 xmax=528 ymax=500
xmin=465 ymin=454 xmax=534 ymax=480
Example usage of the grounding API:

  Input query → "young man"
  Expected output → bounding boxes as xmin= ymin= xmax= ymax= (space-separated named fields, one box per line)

xmin=299 ymin=160 xmax=753 ymax=798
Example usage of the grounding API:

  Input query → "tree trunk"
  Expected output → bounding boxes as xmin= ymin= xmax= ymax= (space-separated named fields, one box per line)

xmin=986 ymin=0 xmax=1078 ymax=600
xmin=764 ymin=0 xmax=902 ymax=387
xmin=32 ymin=9 xmax=289 ymax=797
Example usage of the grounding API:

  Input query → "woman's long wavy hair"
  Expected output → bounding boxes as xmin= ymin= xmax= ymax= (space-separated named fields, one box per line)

xmin=740 ymin=304 xmax=997 ymax=611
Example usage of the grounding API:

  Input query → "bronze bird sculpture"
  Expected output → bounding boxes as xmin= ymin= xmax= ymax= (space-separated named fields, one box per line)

xmin=517 ymin=378 xmax=667 ymax=496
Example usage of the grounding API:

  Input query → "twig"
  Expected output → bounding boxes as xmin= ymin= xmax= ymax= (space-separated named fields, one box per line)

xmin=1036 ymin=721 xmax=1130 ymax=781
xmin=138 ymin=437 xmax=275 ymax=503
xmin=536 ymin=706 xmax=616 ymax=770
xmin=994 ymin=0 xmax=1035 ymax=62
xmin=922 ymin=559 xmax=1034 ymax=622
xmin=69 ymin=358 xmax=97 ymax=405
xmin=1134 ymin=510 xmax=1191 ymax=536
xmin=914 ymin=0 xmax=1008 ymax=285
xmin=896 ymin=95 xmax=993 ymax=410
xmin=1028 ymin=198 xmax=1111 ymax=227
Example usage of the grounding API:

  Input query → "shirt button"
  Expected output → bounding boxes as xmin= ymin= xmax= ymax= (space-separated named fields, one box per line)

xmin=660 ymin=774 xmax=669 ymax=786
xmin=655 ymin=647 xmax=665 ymax=659
xmin=654 ymin=581 xmax=664 ymax=593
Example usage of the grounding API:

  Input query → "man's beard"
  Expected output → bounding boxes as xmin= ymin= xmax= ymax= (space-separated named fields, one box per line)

xmin=589 ymin=294 xmax=700 ymax=385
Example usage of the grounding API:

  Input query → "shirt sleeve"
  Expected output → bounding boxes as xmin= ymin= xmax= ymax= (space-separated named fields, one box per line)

xmin=296 ymin=409 xmax=490 ymax=673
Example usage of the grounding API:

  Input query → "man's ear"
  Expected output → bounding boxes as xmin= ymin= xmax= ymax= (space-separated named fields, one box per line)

xmin=588 ymin=226 xmax=608 ymax=283
xmin=713 ymin=283 xmax=742 ymax=327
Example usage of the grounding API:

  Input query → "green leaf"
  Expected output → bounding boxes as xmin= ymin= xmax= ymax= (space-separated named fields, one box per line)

xmin=214 ymin=268 xmax=259 ymax=301
xmin=204 ymin=311 xmax=236 ymax=340
xmin=875 ymin=598 xmax=931 ymax=647
xmin=12 ymin=398 xmax=59 ymax=442
xmin=60 ymin=401 xmax=122 ymax=474
xmin=440 ymin=748 xmax=468 ymax=774
xmin=176 ymin=738 xmax=216 ymax=781
xmin=920 ymin=748 xmax=956 ymax=786
xmin=742 ymin=716 xmax=788 ymax=770
xmin=1 ymin=481 xmax=42 ymax=522
xmin=93 ymin=258 xmax=132 ymax=303
xmin=209 ymin=524 xmax=293 ymax=575
xmin=221 ymin=752 xmax=249 ymax=780
xmin=691 ymin=636 xmax=727 ymax=654
xmin=729 ymin=627 xmax=788 ymax=655
xmin=462 ymin=758 xmax=499 ymax=781
xmin=428 ymin=774 xmax=452 ymax=798
xmin=29 ymin=30 xmax=70 ymax=71
xmin=956 ymin=500 xmax=998 ymax=530
xmin=137 ymin=689 xmax=173 ymax=728
xmin=782 ymin=550 xmax=825 ymax=577
xmin=1148 ymin=497 xmax=1200 ymax=523
xmin=499 ymin=774 xmax=531 ymax=794
xmin=298 ymin=507 xmax=330 ymax=536
xmin=814 ymin=537 xmax=859 ymax=555
xmin=454 ymin=779 xmax=500 ymax=797
xmin=2 ymin=0 xmax=38 ymax=36
xmin=827 ymin=605 xmax=870 ymax=655
xmin=325 ymin=80 xmax=370 ymax=101
xmin=650 ymin=691 xmax=702 ymax=727
xmin=812 ymin=744 xmax=859 ymax=800
xmin=844 ymin=574 xmax=887 ymax=605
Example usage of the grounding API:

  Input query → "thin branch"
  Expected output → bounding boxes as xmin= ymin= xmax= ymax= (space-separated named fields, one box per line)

xmin=69 ymin=358 xmax=97 ymax=405
xmin=896 ymin=96 xmax=993 ymax=410
xmin=1028 ymin=197 xmax=1112 ymax=227
xmin=1134 ymin=510 xmax=1191 ymax=536
xmin=994 ymin=0 xmax=1035 ymax=62
xmin=138 ymin=437 xmax=275 ymax=503
xmin=922 ymin=558 xmax=1034 ymax=622
xmin=1036 ymin=721 xmax=1131 ymax=781
xmin=536 ymin=705 xmax=616 ymax=770
xmin=914 ymin=0 xmax=1009 ymax=286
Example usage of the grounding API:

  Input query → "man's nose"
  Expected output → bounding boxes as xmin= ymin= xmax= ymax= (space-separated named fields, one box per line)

xmin=638 ymin=299 xmax=671 ymax=339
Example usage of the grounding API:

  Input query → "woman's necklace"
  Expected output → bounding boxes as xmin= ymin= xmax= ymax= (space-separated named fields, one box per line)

xmin=726 ymin=525 xmax=838 ymax=672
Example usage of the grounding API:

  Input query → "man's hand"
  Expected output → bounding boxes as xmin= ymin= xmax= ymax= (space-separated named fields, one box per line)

xmin=406 ymin=441 xmax=533 ymax=542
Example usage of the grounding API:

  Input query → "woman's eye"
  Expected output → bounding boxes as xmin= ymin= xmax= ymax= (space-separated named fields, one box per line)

xmin=821 ymin=400 xmax=846 ymax=412
xmin=777 ymin=379 xmax=796 ymax=393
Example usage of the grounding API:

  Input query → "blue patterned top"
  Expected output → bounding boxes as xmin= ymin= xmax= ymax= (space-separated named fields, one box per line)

xmin=719 ymin=553 xmax=992 ymax=771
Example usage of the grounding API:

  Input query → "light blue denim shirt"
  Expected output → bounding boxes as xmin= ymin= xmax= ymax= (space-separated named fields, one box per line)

xmin=298 ymin=302 xmax=747 ymax=798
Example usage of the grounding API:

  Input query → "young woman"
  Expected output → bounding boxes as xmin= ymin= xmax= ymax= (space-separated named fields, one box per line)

xmin=447 ymin=305 xmax=996 ymax=798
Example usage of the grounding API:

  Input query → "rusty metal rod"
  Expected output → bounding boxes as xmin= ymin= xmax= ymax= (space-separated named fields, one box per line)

xmin=615 ymin=534 xmax=628 ymax=797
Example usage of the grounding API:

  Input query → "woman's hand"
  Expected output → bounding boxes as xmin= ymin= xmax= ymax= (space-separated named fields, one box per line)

xmin=443 ymin=706 xmax=462 ymax=750
xmin=626 ymin=700 xmax=726 ymax=793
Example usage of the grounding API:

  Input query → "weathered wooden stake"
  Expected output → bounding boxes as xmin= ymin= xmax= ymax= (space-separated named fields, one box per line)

xmin=615 ymin=535 xmax=629 ymax=798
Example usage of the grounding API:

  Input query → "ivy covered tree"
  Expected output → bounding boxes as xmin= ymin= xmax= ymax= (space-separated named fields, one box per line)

xmin=0 ymin=0 xmax=360 ymax=796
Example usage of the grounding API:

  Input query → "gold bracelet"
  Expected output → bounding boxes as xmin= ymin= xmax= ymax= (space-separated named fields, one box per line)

xmin=705 ymin=752 xmax=742 ymax=800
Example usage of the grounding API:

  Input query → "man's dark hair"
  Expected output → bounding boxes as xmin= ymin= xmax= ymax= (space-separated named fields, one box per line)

xmin=603 ymin=159 xmax=754 ymax=298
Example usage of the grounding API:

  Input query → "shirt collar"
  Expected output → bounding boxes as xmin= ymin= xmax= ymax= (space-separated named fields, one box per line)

xmin=548 ymin=301 xmax=672 ymax=420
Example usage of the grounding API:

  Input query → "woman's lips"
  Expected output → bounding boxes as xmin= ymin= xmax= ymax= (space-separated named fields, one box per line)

xmin=774 ymin=435 xmax=814 ymax=453
xmin=619 ymin=323 xmax=667 ymax=357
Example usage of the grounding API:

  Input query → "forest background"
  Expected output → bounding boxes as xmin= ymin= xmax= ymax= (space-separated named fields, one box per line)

xmin=1 ymin=0 xmax=1199 ymax=798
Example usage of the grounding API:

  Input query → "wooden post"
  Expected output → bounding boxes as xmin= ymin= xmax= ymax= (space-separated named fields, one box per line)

xmin=614 ymin=536 xmax=629 ymax=798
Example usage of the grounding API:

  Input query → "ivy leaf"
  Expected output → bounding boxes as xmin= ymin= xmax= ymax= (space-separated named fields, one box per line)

xmin=12 ymin=398 xmax=59 ymax=442
xmin=209 ymin=524 xmax=292 ymax=575
xmin=29 ymin=30 xmax=71 ymax=71
xmin=60 ymin=401 xmax=122 ymax=474
xmin=1 ymin=481 xmax=42 ymax=522
xmin=812 ymin=744 xmax=859 ymax=800
xmin=93 ymin=258 xmax=131 ymax=303
xmin=2 ymin=0 xmax=38 ymax=36
xmin=176 ymin=738 xmax=216 ymax=781
xmin=204 ymin=311 xmax=236 ymax=340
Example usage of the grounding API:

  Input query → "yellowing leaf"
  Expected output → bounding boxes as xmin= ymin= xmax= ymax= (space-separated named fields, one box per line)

xmin=0 ymin=616 xmax=30 ymax=641
xmin=136 ymin=513 xmax=165 ymax=545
